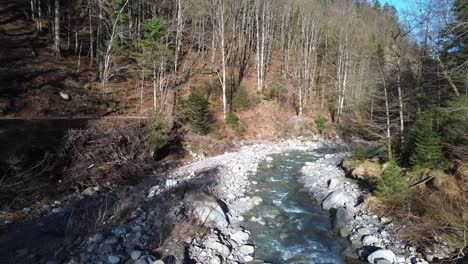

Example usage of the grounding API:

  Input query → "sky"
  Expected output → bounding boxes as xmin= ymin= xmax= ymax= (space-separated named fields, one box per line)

xmin=379 ymin=0 xmax=418 ymax=15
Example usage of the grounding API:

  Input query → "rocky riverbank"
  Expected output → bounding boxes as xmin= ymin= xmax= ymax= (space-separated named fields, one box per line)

xmin=300 ymin=154 xmax=443 ymax=264
xmin=63 ymin=138 xmax=329 ymax=264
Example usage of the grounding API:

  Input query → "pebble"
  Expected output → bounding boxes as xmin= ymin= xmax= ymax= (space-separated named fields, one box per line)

xmin=107 ymin=255 xmax=120 ymax=264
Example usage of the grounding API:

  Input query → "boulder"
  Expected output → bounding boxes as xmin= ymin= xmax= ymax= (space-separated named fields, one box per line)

xmin=230 ymin=230 xmax=249 ymax=244
xmin=362 ymin=235 xmax=379 ymax=246
xmin=165 ymin=179 xmax=178 ymax=188
xmin=184 ymin=191 xmax=229 ymax=228
xmin=207 ymin=241 xmax=230 ymax=258
xmin=239 ymin=245 xmax=255 ymax=255
xmin=328 ymin=178 xmax=340 ymax=189
xmin=332 ymin=207 xmax=353 ymax=238
xmin=367 ymin=249 xmax=397 ymax=264
xmin=322 ymin=191 xmax=351 ymax=210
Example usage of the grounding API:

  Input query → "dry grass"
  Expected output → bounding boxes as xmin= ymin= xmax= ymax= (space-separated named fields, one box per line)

xmin=62 ymin=120 xmax=150 ymax=190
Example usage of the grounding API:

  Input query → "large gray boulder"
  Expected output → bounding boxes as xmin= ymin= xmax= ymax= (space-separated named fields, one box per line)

xmin=184 ymin=191 xmax=229 ymax=228
xmin=332 ymin=207 xmax=353 ymax=237
xmin=322 ymin=191 xmax=351 ymax=210
xmin=367 ymin=249 xmax=397 ymax=264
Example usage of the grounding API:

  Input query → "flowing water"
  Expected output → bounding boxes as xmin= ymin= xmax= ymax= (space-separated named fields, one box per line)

xmin=244 ymin=149 xmax=349 ymax=264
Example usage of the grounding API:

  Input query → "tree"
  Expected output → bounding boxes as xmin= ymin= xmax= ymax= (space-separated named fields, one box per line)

xmin=372 ymin=0 xmax=382 ymax=12
xmin=405 ymin=113 xmax=447 ymax=169
xmin=185 ymin=89 xmax=211 ymax=135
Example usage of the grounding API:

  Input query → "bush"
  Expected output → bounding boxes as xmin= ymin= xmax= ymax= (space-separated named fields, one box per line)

xmin=184 ymin=89 xmax=211 ymax=135
xmin=265 ymin=75 xmax=288 ymax=108
xmin=146 ymin=112 xmax=172 ymax=156
xmin=314 ymin=116 xmax=328 ymax=134
xmin=232 ymin=85 xmax=259 ymax=111
xmin=403 ymin=112 xmax=447 ymax=169
xmin=353 ymin=146 xmax=373 ymax=161
xmin=375 ymin=161 xmax=408 ymax=198
xmin=225 ymin=112 xmax=246 ymax=136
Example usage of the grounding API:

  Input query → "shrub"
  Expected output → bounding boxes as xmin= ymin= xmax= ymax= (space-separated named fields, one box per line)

xmin=146 ymin=112 xmax=172 ymax=156
xmin=404 ymin=112 xmax=447 ymax=169
xmin=225 ymin=112 xmax=246 ymax=136
xmin=265 ymin=75 xmax=288 ymax=108
xmin=184 ymin=89 xmax=211 ymax=135
xmin=353 ymin=146 xmax=373 ymax=161
xmin=314 ymin=116 xmax=328 ymax=134
xmin=232 ymin=85 xmax=259 ymax=111
xmin=375 ymin=161 xmax=408 ymax=198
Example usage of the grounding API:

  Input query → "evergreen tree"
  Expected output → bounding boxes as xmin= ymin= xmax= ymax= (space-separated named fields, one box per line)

xmin=185 ymin=89 xmax=211 ymax=135
xmin=372 ymin=0 xmax=382 ymax=12
xmin=406 ymin=113 xmax=447 ymax=169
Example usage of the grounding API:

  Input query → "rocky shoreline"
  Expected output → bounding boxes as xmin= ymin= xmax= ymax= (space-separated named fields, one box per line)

xmin=300 ymin=154 xmax=444 ymax=264
xmin=18 ymin=138 xmax=451 ymax=263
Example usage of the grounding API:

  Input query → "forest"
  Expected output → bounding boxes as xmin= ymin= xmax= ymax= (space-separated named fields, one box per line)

xmin=0 ymin=0 xmax=467 ymax=263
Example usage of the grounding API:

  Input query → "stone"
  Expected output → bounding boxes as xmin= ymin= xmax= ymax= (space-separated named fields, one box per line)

xmin=147 ymin=185 xmax=160 ymax=198
xmin=134 ymin=255 xmax=156 ymax=264
xmin=266 ymin=157 xmax=273 ymax=162
xmin=243 ymin=255 xmax=254 ymax=262
xmin=332 ymin=207 xmax=353 ymax=238
xmin=153 ymin=261 xmax=164 ymax=264
xmin=165 ymin=179 xmax=178 ymax=188
xmin=362 ymin=235 xmax=379 ymax=246
xmin=83 ymin=187 xmax=96 ymax=196
xmin=239 ymin=245 xmax=255 ymax=255
xmin=131 ymin=250 xmax=142 ymax=260
xmin=327 ymin=178 xmax=340 ymax=189
xmin=59 ymin=91 xmax=71 ymax=101
xmin=367 ymin=249 xmax=397 ymax=264
xmin=321 ymin=191 xmax=350 ymax=210
xmin=107 ymin=255 xmax=120 ymax=264
xmin=230 ymin=230 xmax=249 ymax=244
xmin=274 ymin=214 xmax=289 ymax=223
xmin=207 ymin=242 xmax=230 ymax=258
xmin=184 ymin=191 xmax=229 ymax=228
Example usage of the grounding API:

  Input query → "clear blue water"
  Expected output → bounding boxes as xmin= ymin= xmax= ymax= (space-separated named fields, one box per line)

xmin=244 ymin=150 xmax=349 ymax=264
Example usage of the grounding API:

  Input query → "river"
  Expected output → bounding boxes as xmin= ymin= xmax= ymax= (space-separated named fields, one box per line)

xmin=243 ymin=149 xmax=349 ymax=264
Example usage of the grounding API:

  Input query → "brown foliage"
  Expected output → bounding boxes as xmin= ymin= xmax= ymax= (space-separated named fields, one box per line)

xmin=61 ymin=121 xmax=151 ymax=190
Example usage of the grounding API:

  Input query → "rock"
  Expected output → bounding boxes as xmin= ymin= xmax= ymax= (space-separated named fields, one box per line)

xmin=207 ymin=241 xmax=230 ymax=258
xmin=357 ymin=227 xmax=370 ymax=235
xmin=239 ymin=245 xmax=255 ymax=255
xmin=147 ymin=185 xmax=160 ymax=198
xmin=59 ymin=91 xmax=71 ymax=101
xmin=266 ymin=157 xmax=273 ymax=162
xmin=153 ymin=261 xmax=164 ymax=264
xmin=367 ymin=249 xmax=397 ymax=264
xmin=327 ymin=178 xmax=339 ymax=189
xmin=332 ymin=207 xmax=353 ymax=238
xmin=243 ymin=255 xmax=254 ymax=262
xmin=322 ymin=191 xmax=350 ymax=210
xmin=107 ymin=255 xmax=120 ymax=264
xmin=134 ymin=255 xmax=156 ymax=264
xmin=362 ymin=235 xmax=379 ymax=246
xmin=252 ymin=196 xmax=263 ymax=205
xmin=274 ymin=214 xmax=289 ymax=223
xmin=83 ymin=187 xmax=96 ymax=196
xmin=165 ymin=179 xmax=178 ymax=188
xmin=230 ymin=230 xmax=249 ymax=244
xmin=184 ymin=191 xmax=229 ymax=228
xmin=131 ymin=250 xmax=142 ymax=260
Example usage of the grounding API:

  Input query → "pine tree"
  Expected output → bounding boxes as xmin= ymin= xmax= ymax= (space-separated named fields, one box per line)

xmin=185 ymin=89 xmax=211 ymax=135
xmin=372 ymin=0 xmax=382 ymax=12
xmin=407 ymin=113 xmax=447 ymax=169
